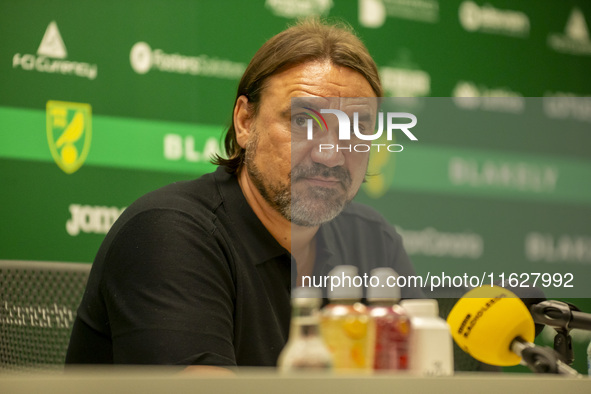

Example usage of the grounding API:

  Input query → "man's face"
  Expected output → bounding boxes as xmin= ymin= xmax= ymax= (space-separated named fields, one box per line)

xmin=244 ymin=61 xmax=377 ymax=226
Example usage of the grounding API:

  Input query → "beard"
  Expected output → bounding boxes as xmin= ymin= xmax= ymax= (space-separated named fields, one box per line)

xmin=244 ymin=131 xmax=354 ymax=227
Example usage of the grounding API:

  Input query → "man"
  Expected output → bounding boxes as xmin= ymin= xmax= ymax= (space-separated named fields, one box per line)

xmin=66 ymin=19 xmax=422 ymax=368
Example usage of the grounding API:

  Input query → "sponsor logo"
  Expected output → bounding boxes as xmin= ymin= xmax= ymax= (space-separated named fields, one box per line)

xmin=12 ymin=21 xmax=98 ymax=80
xmin=363 ymin=135 xmax=395 ymax=198
xmin=130 ymin=42 xmax=246 ymax=78
xmin=163 ymin=134 xmax=222 ymax=163
xmin=396 ymin=226 xmax=484 ymax=259
xmin=381 ymin=67 xmax=431 ymax=98
xmin=380 ymin=51 xmax=431 ymax=98
xmin=38 ymin=21 xmax=67 ymax=58
xmin=452 ymin=81 xmax=524 ymax=113
xmin=359 ymin=0 xmax=439 ymax=28
xmin=129 ymin=42 xmax=152 ymax=74
xmin=459 ymin=1 xmax=530 ymax=37
xmin=46 ymin=101 xmax=92 ymax=174
xmin=448 ymin=157 xmax=559 ymax=193
xmin=543 ymin=93 xmax=591 ymax=122
xmin=525 ymin=232 xmax=591 ymax=264
xmin=66 ymin=204 xmax=126 ymax=236
xmin=379 ymin=51 xmax=429 ymax=114
xmin=548 ymin=8 xmax=591 ymax=56
xmin=265 ymin=0 xmax=333 ymax=18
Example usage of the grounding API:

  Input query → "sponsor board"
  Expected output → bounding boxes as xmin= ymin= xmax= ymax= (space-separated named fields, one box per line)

xmin=0 ymin=106 xmax=221 ymax=175
xmin=359 ymin=0 xmax=439 ymax=27
xmin=129 ymin=42 xmax=246 ymax=79
xmin=548 ymin=8 xmax=591 ymax=56
xmin=12 ymin=21 xmax=98 ymax=80
xmin=458 ymin=1 xmax=530 ymax=37
xmin=46 ymin=101 xmax=92 ymax=174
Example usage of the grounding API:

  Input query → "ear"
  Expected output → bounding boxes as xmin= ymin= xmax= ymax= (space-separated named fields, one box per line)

xmin=234 ymin=95 xmax=254 ymax=149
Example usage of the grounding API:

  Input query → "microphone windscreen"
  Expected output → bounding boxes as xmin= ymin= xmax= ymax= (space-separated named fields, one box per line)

xmin=446 ymin=286 xmax=535 ymax=366
xmin=493 ymin=281 xmax=546 ymax=337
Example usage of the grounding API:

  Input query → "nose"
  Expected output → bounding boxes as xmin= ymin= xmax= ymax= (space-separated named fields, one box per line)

xmin=309 ymin=125 xmax=346 ymax=168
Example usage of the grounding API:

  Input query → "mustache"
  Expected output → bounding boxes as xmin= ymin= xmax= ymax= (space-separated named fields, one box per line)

xmin=291 ymin=163 xmax=352 ymax=187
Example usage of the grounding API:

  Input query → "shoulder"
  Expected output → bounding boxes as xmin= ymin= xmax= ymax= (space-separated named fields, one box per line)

xmin=79 ymin=168 xmax=240 ymax=338
xmin=125 ymin=171 xmax=219 ymax=218
xmin=92 ymin=168 xmax=239 ymax=276
xmin=110 ymin=168 xmax=228 ymax=238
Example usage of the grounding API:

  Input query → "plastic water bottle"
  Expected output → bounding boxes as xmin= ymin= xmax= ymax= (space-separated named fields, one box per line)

xmin=400 ymin=299 xmax=454 ymax=376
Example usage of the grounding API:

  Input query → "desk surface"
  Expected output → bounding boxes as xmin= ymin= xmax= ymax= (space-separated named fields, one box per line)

xmin=1 ymin=368 xmax=590 ymax=394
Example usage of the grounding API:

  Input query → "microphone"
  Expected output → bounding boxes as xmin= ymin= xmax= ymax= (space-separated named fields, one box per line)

xmin=446 ymin=286 xmax=580 ymax=376
xmin=491 ymin=281 xmax=546 ymax=337
xmin=490 ymin=282 xmax=591 ymax=364
xmin=530 ymin=300 xmax=591 ymax=331
xmin=528 ymin=298 xmax=591 ymax=366
xmin=495 ymin=282 xmax=591 ymax=331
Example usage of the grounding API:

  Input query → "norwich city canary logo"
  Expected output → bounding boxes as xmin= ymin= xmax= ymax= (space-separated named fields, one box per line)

xmin=46 ymin=101 xmax=92 ymax=174
xmin=363 ymin=134 xmax=396 ymax=199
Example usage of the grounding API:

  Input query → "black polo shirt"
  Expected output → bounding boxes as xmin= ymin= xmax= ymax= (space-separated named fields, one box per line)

xmin=66 ymin=166 xmax=422 ymax=367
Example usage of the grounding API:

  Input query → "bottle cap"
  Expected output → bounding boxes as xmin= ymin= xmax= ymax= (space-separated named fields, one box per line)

xmin=291 ymin=286 xmax=322 ymax=307
xmin=367 ymin=267 xmax=400 ymax=302
xmin=327 ymin=265 xmax=362 ymax=300
xmin=400 ymin=299 xmax=439 ymax=317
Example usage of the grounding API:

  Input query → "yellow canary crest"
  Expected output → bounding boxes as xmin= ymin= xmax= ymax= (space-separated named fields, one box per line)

xmin=46 ymin=101 xmax=92 ymax=174
xmin=363 ymin=134 xmax=395 ymax=198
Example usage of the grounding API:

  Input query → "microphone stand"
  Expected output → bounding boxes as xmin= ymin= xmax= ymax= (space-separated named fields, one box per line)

xmin=511 ymin=338 xmax=580 ymax=376
xmin=529 ymin=301 xmax=591 ymax=365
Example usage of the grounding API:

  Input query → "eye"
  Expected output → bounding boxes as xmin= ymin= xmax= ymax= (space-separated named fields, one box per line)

xmin=292 ymin=113 xmax=309 ymax=128
xmin=353 ymin=122 xmax=372 ymax=136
